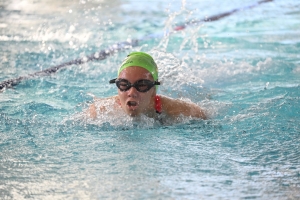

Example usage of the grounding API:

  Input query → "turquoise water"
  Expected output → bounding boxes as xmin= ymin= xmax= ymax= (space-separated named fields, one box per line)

xmin=1 ymin=0 xmax=300 ymax=199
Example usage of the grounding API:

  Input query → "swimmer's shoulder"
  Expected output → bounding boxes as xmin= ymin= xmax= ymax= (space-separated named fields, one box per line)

xmin=160 ymin=95 xmax=207 ymax=119
xmin=88 ymin=95 xmax=119 ymax=119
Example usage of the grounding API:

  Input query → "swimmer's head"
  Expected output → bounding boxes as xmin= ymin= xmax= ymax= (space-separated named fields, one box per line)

xmin=118 ymin=52 xmax=158 ymax=81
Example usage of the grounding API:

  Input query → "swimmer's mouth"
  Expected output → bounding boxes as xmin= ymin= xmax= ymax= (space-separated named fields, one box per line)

xmin=127 ymin=101 xmax=138 ymax=109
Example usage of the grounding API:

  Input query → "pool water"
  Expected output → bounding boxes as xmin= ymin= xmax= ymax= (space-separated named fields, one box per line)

xmin=1 ymin=0 xmax=299 ymax=199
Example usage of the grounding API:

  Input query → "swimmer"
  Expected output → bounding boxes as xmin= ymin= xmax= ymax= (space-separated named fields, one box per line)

xmin=88 ymin=52 xmax=207 ymax=120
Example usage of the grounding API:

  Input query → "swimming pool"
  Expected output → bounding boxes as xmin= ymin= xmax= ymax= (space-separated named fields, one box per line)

xmin=0 ymin=0 xmax=299 ymax=199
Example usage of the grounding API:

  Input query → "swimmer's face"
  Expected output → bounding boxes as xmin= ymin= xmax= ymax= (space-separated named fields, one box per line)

xmin=117 ymin=66 xmax=156 ymax=117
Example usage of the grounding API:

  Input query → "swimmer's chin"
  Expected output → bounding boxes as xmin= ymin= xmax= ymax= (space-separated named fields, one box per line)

xmin=128 ymin=111 xmax=140 ymax=117
xmin=126 ymin=106 xmax=140 ymax=117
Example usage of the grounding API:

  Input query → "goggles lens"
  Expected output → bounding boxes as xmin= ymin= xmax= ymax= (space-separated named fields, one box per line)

xmin=109 ymin=78 xmax=160 ymax=92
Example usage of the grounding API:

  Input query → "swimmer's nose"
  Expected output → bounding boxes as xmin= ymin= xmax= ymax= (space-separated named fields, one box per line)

xmin=127 ymin=86 xmax=138 ymax=97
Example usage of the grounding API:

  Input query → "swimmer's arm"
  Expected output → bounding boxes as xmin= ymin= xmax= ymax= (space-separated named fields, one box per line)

xmin=161 ymin=96 xmax=207 ymax=120
xmin=88 ymin=103 xmax=97 ymax=119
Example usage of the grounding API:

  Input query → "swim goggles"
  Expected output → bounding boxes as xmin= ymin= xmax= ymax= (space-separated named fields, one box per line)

xmin=109 ymin=78 xmax=160 ymax=92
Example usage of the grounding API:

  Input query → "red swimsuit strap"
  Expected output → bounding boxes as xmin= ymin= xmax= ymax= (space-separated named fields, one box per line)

xmin=155 ymin=95 xmax=162 ymax=114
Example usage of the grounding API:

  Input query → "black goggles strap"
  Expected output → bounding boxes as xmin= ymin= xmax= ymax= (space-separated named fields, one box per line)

xmin=109 ymin=78 xmax=117 ymax=84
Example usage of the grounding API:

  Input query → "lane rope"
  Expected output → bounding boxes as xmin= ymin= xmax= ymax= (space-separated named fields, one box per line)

xmin=0 ymin=0 xmax=273 ymax=91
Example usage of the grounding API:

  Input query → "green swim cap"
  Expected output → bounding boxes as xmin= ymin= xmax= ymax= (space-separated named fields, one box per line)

xmin=118 ymin=52 xmax=158 ymax=81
